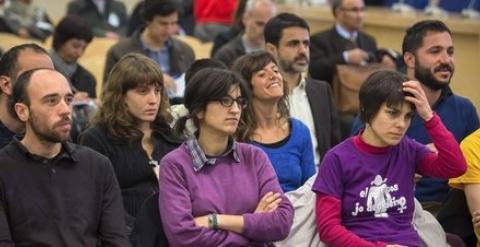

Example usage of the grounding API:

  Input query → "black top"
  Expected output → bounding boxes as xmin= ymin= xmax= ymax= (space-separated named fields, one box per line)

xmin=70 ymin=64 xmax=97 ymax=99
xmin=0 ymin=138 xmax=130 ymax=246
xmin=0 ymin=120 xmax=15 ymax=150
xmin=79 ymin=123 xmax=182 ymax=219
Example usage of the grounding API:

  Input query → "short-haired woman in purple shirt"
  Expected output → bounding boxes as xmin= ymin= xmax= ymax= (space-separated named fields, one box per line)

xmin=312 ymin=70 xmax=467 ymax=247
xmin=158 ymin=68 xmax=294 ymax=246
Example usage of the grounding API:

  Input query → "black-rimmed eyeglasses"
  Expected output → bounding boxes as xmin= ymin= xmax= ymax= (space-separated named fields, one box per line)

xmin=215 ymin=96 xmax=248 ymax=109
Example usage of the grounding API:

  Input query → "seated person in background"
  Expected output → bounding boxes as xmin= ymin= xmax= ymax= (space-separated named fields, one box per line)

xmin=159 ymin=68 xmax=293 ymax=246
xmin=213 ymin=0 xmax=276 ymax=68
xmin=0 ymin=43 xmax=53 ymax=148
xmin=265 ymin=12 xmax=341 ymax=164
xmin=193 ymin=0 xmax=237 ymax=42
xmin=449 ymin=128 xmax=480 ymax=247
xmin=50 ymin=15 xmax=96 ymax=100
xmin=313 ymin=70 xmax=466 ymax=247
xmin=233 ymin=51 xmax=315 ymax=192
xmin=104 ymin=0 xmax=194 ymax=100
xmin=80 ymin=54 xmax=181 ymax=229
xmin=0 ymin=68 xmax=129 ymax=246
xmin=67 ymin=0 xmax=128 ymax=39
xmin=3 ymin=0 xmax=53 ymax=41
xmin=49 ymin=15 xmax=98 ymax=143
xmin=309 ymin=0 xmax=378 ymax=84
xmin=210 ymin=0 xmax=247 ymax=57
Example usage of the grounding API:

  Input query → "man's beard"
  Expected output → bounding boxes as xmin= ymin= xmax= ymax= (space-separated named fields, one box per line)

xmin=29 ymin=111 xmax=71 ymax=143
xmin=279 ymin=55 xmax=309 ymax=74
xmin=414 ymin=60 xmax=453 ymax=91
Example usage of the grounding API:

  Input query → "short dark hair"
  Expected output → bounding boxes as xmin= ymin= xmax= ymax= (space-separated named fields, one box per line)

xmin=144 ymin=0 xmax=180 ymax=21
xmin=53 ymin=15 xmax=94 ymax=51
xmin=264 ymin=13 xmax=309 ymax=46
xmin=359 ymin=70 xmax=414 ymax=124
xmin=175 ymin=68 xmax=250 ymax=136
xmin=0 ymin=44 xmax=48 ymax=79
xmin=10 ymin=68 xmax=56 ymax=119
xmin=402 ymin=20 xmax=451 ymax=55
xmin=184 ymin=59 xmax=227 ymax=85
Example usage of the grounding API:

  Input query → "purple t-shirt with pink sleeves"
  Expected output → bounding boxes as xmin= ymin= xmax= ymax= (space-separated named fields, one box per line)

xmin=312 ymin=136 xmax=431 ymax=247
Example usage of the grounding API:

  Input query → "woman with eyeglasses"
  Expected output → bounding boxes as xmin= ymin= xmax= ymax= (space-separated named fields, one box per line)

xmin=233 ymin=51 xmax=316 ymax=192
xmin=158 ymin=68 xmax=293 ymax=246
xmin=80 ymin=54 xmax=181 ymax=226
xmin=312 ymin=70 xmax=466 ymax=246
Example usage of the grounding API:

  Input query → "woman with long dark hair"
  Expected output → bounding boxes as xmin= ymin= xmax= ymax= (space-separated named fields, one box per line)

xmin=233 ymin=51 xmax=315 ymax=192
xmin=80 ymin=53 xmax=181 ymax=222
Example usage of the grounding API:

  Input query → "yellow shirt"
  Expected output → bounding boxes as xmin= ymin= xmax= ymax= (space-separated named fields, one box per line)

xmin=449 ymin=128 xmax=480 ymax=247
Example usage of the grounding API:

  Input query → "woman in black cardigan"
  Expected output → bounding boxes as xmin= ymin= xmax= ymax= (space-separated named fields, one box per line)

xmin=80 ymin=53 xmax=181 ymax=227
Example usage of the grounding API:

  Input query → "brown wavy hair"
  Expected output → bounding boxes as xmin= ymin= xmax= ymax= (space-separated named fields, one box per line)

xmin=94 ymin=53 xmax=172 ymax=140
xmin=232 ymin=51 xmax=290 ymax=142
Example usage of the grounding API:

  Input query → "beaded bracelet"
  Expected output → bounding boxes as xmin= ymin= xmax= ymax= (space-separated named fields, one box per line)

xmin=208 ymin=213 xmax=218 ymax=230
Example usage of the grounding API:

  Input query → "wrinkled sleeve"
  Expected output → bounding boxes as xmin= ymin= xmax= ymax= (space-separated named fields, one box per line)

xmin=158 ymin=157 xmax=249 ymax=247
xmin=315 ymin=194 xmax=386 ymax=247
xmin=415 ymin=114 xmax=467 ymax=179
xmin=242 ymin=149 xmax=294 ymax=242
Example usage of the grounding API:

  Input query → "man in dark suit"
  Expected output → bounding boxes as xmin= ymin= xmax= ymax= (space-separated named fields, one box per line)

xmin=67 ymin=0 xmax=128 ymax=39
xmin=265 ymin=13 xmax=341 ymax=164
xmin=309 ymin=0 xmax=377 ymax=84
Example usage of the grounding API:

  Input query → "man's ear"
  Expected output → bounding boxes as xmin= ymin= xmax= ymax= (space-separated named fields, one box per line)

xmin=265 ymin=43 xmax=277 ymax=56
xmin=14 ymin=102 xmax=29 ymax=122
xmin=404 ymin=52 xmax=415 ymax=70
xmin=0 ymin=76 xmax=12 ymax=96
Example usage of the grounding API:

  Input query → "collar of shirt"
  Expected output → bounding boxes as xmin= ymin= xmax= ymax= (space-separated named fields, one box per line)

xmin=186 ymin=137 xmax=240 ymax=172
xmin=241 ymin=35 xmax=263 ymax=54
xmin=297 ymin=76 xmax=307 ymax=90
xmin=140 ymin=38 xmax=172 ymax=73
xmin=12 ymin=137 xmax=78 ymax=163
xmin=49 ymin=49 xmax=78 ymax=79
xmin=335 ymin=23 xmax=358 ymax=41
xmin=432 ymin=86 xmax=453 ymax=109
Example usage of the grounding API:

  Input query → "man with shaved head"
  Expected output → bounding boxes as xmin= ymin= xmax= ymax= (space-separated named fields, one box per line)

xmin=0 ymin=68 xmax=130 ymax=246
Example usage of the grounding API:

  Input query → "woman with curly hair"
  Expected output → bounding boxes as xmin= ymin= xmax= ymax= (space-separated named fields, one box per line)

xmin=80 ymin=53 xmax=181 ymax=222
xmin=233 ymin=51 xmax=315 ymax=192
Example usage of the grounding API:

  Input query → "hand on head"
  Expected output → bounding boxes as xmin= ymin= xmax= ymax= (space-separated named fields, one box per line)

xmin=402 ymin=80 xmax=433 ymax=121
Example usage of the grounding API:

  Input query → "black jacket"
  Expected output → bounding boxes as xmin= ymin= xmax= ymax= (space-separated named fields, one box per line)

xmin=309 ymin=27 xmax=378 ymax=84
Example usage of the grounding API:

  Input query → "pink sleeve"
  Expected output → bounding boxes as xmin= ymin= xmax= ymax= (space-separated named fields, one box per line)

xmin=416 ymin=113 xmax=467 ymax=178
xmin=315 ymin=193 xmax=387 ymax=247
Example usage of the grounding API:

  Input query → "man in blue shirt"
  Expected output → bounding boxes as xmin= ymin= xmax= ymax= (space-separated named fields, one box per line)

xmin=352 ymin=20 xmax=479 ymax=203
